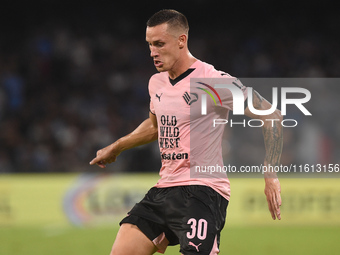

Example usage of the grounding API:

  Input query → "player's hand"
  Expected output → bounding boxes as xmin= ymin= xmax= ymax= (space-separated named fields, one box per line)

xmin=264 ymin=178 xmax=282 ymax=220
xmin=89 ymin=144 xmax=120 ymax=169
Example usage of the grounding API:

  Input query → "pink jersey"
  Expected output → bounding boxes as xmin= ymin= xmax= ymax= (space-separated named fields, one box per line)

xmin=149 ymin=60 xmax=247 ymax=201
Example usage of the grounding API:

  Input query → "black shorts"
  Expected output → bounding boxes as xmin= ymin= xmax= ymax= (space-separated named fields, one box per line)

xmin=120 ymin=185 xmax=229 ymax=254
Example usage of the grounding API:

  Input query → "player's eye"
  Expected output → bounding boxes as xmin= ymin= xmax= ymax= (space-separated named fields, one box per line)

xmin=147 ymin=42 xmax=165 ymax=48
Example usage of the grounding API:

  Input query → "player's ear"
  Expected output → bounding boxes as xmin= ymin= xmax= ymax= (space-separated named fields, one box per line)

xmin=178 ymin=34 xmax=187 ymax=49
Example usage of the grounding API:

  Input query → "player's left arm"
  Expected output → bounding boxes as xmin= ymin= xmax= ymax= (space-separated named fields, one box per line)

xmin=244 ymin=89 xmax=283 ymax=220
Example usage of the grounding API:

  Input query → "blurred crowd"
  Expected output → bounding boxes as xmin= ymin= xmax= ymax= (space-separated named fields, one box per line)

xmin=0 ymin=3 xmax=339 ymax=173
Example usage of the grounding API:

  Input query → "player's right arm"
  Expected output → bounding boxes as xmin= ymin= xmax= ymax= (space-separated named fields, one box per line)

xmin=89 ymin=112 xmax=158 ymax=168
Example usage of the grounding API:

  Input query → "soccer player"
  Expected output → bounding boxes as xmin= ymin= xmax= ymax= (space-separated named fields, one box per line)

xmin=90 ymin=9 xmax=282 ymax=255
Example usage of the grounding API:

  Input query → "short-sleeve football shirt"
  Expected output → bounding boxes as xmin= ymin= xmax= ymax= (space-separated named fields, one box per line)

xmin=149 ymin=59 xmax=247 ymax=201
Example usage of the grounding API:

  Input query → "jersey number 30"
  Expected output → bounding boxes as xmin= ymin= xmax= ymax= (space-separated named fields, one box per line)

xmin=186 ymin=218 xmax=208 ymax=240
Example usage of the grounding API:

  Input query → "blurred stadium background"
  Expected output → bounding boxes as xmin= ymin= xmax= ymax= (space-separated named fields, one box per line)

xmin=1 ymin=1 xmax=340 ymax=254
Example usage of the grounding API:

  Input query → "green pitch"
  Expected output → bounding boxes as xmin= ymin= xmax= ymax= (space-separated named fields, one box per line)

xmin=1 ymin=225 xmax=338 ymax=255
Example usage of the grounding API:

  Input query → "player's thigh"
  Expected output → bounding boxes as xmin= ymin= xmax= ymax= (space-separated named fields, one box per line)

xmin=110 ymin=223 xmax=158 ymax=255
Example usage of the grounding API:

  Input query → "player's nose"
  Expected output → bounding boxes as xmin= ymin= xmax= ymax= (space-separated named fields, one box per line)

xmin=150 ymin=46 xmax=158 ymax=58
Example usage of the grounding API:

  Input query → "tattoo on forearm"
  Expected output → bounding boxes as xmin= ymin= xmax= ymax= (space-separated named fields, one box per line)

xmin=253 ymin=90 xmax=283 ymax=167
xmin=263 ymin=123 xmax=283 ymax=166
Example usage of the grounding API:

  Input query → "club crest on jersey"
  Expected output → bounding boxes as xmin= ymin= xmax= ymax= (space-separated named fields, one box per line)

xmin=183 ymin=92 xmax=198 ymax=105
